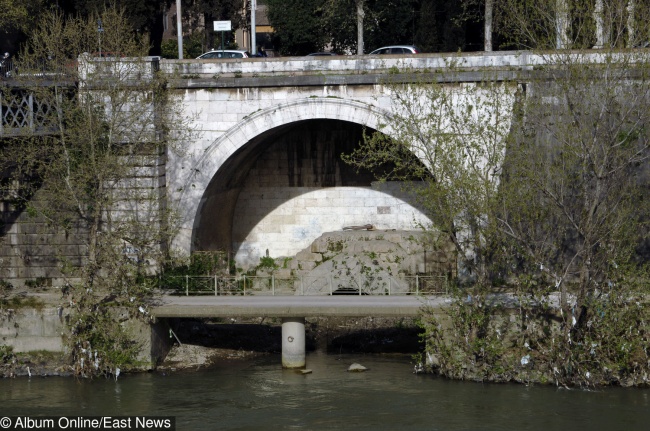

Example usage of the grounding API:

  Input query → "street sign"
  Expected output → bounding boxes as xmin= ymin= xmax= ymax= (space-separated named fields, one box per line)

xmin=214 ymin=21 xmax=232 ymax=32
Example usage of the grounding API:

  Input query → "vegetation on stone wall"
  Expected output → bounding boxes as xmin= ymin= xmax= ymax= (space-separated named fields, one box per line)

xmin=0 ymin=7 xmax=194 ymax=377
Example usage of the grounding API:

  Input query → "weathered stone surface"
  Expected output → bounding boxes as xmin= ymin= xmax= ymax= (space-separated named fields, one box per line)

xmin=289 ymin=230 xmax=456 ymax=295
xmin=275 ymin=268 xmax=293 ymax=279
xmin=299 ymin=261 xmax=317 ymax=272
xmin=295 ymin=250 xmax=323 ymax=263
xmin=348 ymin=239 xmax=394 ymax=254
xmin=0 ymin=306 xmax=67 ymax=353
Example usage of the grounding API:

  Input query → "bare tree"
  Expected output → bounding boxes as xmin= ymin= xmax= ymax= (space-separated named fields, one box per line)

xmin=352 ymin=3 xmax=650 ymax=385
xmin=499 ymin=0 xmax=650 ymax=50
xmin=344 ymin=69 xmax=517 ymax=283
xmin=1 ymin=8 xmax=193 ymax=377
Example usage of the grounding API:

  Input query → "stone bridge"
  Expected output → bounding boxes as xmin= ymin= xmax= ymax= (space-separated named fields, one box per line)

xmin=161 ymin=51 xmax=539 ymax=270
xmin=2 ymin=50 xmax=635 ymax=285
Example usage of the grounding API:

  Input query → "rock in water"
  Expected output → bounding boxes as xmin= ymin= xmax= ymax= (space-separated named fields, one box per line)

xmin=348 ymin=363 xmax=368 ymax=372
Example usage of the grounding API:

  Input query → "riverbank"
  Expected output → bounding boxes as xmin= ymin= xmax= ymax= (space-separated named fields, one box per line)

xmin=158 ymin=316 xmax=421 ymax=371
xmin=0 ymin=350 xmax=72 ymax=378
xmin=4 ymin=292 xmax=647 ymax=387
xmin=2 ymin=315 xmax=422 ymax=377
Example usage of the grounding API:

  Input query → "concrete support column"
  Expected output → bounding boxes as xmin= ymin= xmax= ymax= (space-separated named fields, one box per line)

xmin=281 ymin=317 xmax=305 ymax=368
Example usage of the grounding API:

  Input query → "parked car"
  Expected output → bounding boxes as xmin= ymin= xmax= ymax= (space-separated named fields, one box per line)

xmin=197 ymin=50 xmax=250 ymax=59
xmin=369 ymin=45 xmax=419 ymax=55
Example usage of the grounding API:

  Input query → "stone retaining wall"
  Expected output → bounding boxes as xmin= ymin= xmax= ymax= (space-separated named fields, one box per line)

xmin=0 ymin=306 xmax=65 ymax=353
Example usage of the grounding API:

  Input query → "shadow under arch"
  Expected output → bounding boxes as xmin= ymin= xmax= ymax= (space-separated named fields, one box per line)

xmin=173 ymin=98 xmax=400 ymax=255
xmin=223 ymin=119 xmax=432 ymax=266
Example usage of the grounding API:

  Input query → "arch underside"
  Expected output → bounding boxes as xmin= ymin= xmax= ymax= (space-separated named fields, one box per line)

xmin=175 ymin=98 xmax=432 ymax=267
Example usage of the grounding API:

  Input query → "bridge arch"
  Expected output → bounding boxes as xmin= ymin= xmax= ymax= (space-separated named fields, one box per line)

xmin=172 ymin=97 xmax=428 ymax=263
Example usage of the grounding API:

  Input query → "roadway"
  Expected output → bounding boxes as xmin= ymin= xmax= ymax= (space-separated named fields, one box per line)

xmin=151 ymin=295 xmax=451 ymax=318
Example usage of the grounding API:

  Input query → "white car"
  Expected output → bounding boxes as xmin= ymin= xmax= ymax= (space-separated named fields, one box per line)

xmin=197 ymin=50 xmax=250 ymax=59
xmin=369 ymin=45 xmax=420 ymax=55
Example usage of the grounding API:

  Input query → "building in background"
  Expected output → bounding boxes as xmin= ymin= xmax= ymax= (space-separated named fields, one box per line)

xmin=161 ymin=1 xmax=274 ymax=57
xmin=236 ymin=2 xmax=275 ymax=56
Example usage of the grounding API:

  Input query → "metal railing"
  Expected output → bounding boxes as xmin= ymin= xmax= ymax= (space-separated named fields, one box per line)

xmin=0 ymin=59 xmax=14 ymax=78
xmin=159 ymin=274 xmax=448 ymax=296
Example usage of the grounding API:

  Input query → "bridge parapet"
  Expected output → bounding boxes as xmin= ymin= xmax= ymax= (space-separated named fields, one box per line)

xmin=159 ymin=50 xmax=647 ymax=81
xmin=161 ymin=51 xmax=540 ymax=80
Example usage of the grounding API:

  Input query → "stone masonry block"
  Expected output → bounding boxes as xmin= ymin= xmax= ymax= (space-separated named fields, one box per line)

xmin=295 ymin=249 xmax=323 ymax=263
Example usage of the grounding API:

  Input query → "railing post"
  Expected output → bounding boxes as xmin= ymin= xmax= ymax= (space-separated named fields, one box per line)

xmin=359 ymin=275 xmax=362 ymax=295
xmin=185 ymin=275 xmax=189 ymax=296
xmin=272 ymin=275 xmax=275 ymax=296
xmin=28 ymin=93 xmax=34 ymax=131
xmin=243 ymin=275 xmax=246 ymax=296
xmin=388 ymin=278 xmax=391 ymax=296
xmin=329 ymin=276 xmax=332 ymax=295
xmin=301 ymin=275 xmax=304 ymax=295
xmin=416 ymin=274 xmax=419 ymax=296
xmin=214 ymin=274 xmax=217 ymax=296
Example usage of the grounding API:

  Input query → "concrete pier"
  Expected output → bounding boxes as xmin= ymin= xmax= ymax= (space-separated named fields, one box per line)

xmin=281 ymin=317 xmax=306 ymax=368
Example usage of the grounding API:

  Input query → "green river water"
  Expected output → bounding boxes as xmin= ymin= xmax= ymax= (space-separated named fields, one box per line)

xmin=1 ymin=353 xmax=649 ymax=430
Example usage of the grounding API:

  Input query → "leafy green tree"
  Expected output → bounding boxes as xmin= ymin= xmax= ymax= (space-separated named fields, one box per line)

xmin=413 ymin=1 xmax=439 ymax=52
xmin=362 ymin=0 xmax=418 ymax=50
xmin=0 ymin=0 xmax=43 ymax=33
xmin=0 ymin=0 xmax=44 ymax=54
xmin=321 ymin=0 xmax=418 ymax=53
xmin=266 ymin=0 xmax=328 ymax=55
xmin=268 ymin=0 xmax=482 ymax=55
xmin=5 ymin=0 xmax=174 ymax=55
xmin=54 ymin=0 xmax=170 ymax=34
xmin=161 ymin=28 xmax=207 ymax=59
xmin=182 ymin=0 xmax=246 ymax=51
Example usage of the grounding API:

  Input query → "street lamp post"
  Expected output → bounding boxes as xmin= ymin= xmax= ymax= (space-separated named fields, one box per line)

xmin=97 ymin=19 xmax=104 ymax=57
xmin=251 ymin=0 xmax=257 ymax=56
xmin=176 ymin=0 xmax=183 ymax=59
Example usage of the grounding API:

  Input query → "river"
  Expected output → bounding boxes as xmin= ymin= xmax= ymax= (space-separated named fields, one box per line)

xmin=1 ymin=353 xmax=649 ymax=430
